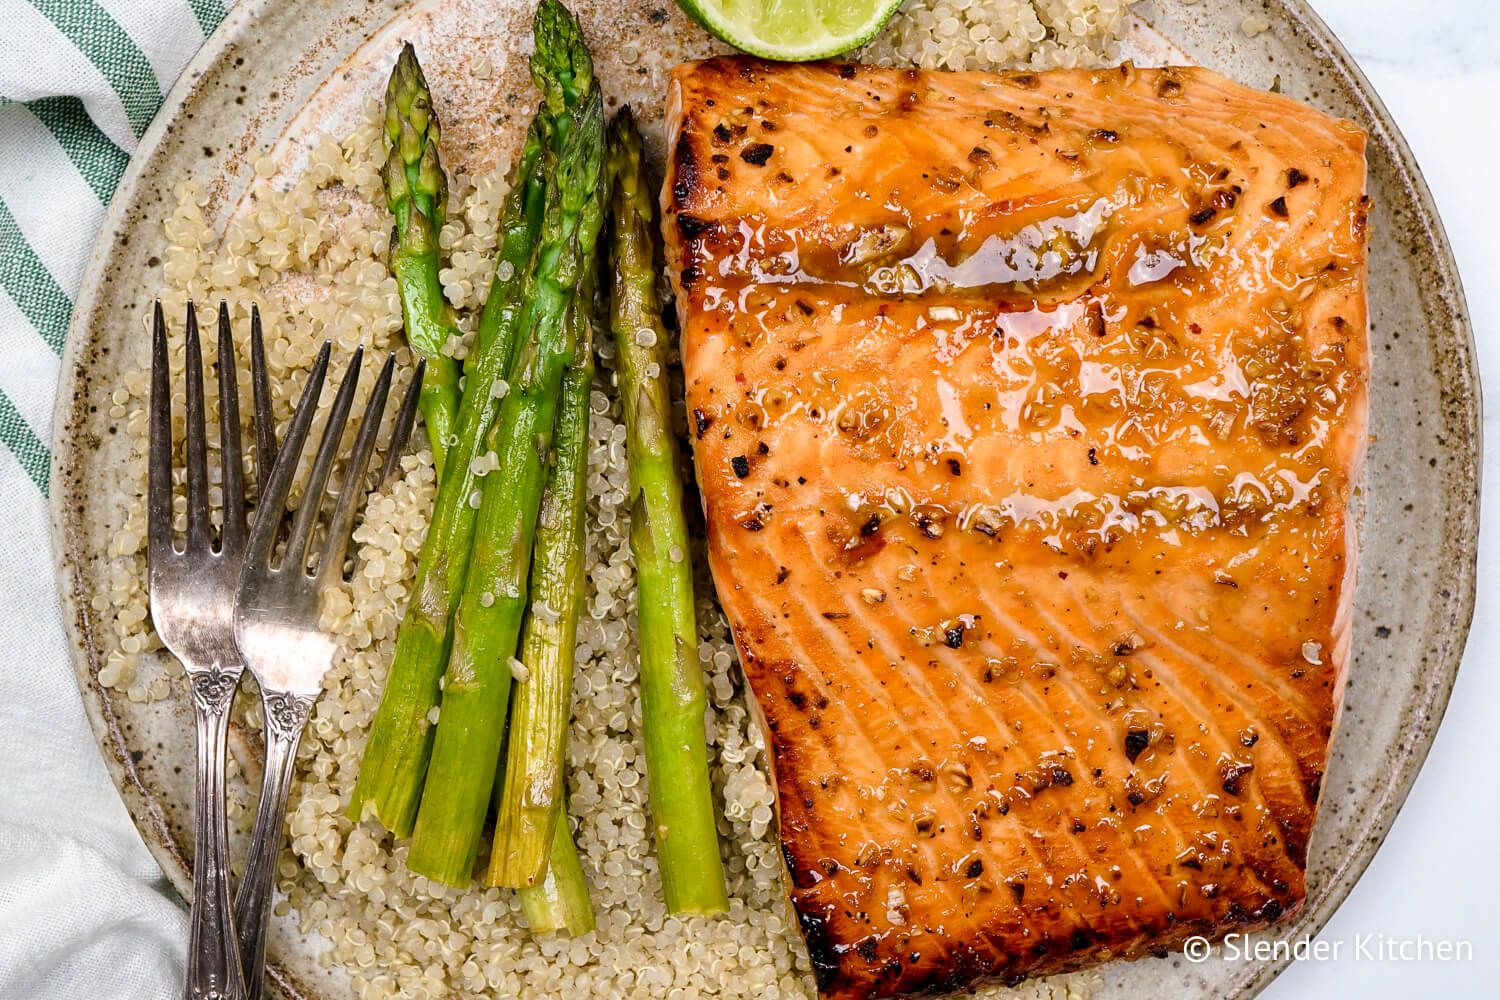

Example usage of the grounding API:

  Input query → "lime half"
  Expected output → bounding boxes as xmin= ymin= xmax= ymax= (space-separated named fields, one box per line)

xmin=678 ymin=0 xmax=905 ymax=62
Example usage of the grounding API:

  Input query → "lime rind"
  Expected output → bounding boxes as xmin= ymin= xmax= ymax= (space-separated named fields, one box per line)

xmin=678 ymin=0 xmax=905 ymax=62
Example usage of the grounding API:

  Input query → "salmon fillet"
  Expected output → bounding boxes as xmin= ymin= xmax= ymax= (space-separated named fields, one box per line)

xmin=661 ymin=57 xmax=1368 ymax=999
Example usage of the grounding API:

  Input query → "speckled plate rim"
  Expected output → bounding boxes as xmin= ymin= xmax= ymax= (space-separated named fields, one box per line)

xmin=1209 ymin=3 xmax=1480 ymax=992
xmin=48 ymin=1 xmax=1481 ymax=997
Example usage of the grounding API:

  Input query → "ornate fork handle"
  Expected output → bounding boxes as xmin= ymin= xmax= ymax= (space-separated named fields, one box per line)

xmin=185 ymin=667 xmax=249 ymax=1000
xmin=234 ymin=690 xmax=315 ymax=1000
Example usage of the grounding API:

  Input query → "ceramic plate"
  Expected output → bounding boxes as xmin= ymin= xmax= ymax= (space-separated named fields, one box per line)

xmin=50 ymin=1 xmax=1479 ymax=997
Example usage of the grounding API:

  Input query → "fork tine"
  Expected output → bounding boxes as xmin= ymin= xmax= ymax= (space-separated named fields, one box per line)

xmin=378 ymin=358 xmax=424 ymax=489
xmin=183 ymin=302 xmax=211 ymax=551
xmin=250 ymin=305 xmax=278 ymax=497
xmin=245 ymin=342 xmax=332 ymax=570
xmin=282 ymin=347 xmax=364 ymax=574
xmin=316 ymin=354 xmax=395 ymax=583
xmin=217 ymin=302 xmax=247 ymax=554
xmin=147 ymin=301 xmax=175 ymax=565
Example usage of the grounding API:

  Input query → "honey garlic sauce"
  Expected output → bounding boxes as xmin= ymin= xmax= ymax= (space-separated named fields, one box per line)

xmin=666 ymin=56 xmax=1368 ymax=999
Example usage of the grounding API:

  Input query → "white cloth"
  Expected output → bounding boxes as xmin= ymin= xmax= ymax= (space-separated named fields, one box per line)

xmin=0 ymin=1 xmax=231 ymax=997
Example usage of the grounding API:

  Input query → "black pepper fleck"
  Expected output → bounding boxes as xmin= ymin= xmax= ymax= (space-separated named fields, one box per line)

xmin=677 ymin=213 xmax=710 ymax=238
xmin=740 ymin=143 xmax=774 ymax=166
xmin=1221 ymin=760 xmax=1254 ymax=795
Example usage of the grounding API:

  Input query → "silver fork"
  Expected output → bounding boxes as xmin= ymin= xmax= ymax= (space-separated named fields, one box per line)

xmin=149 ymin=300 xmax=276 ymax=1000
xmin=232 ymin=345 xmax=420 ymax=1000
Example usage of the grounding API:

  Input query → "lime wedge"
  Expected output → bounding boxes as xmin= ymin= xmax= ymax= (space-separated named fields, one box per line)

xmin=677 ymin=0 xmax=904 ymax=62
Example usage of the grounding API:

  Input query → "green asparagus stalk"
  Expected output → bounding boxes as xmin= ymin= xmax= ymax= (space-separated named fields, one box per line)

xmin=383 ymin=44 xmax=463 ymax=475
xmin=348 ymin=116 xmax=547 ymax=835
xmin=475 ymin=117 xmax=548 ymax=359
xmin=489 ymin=280 xmax=596 ymax=887
xmin=607 ymin=109 xmax=728 ymax=914
xmin=349 ymin=3 xmax=597 ymax=838
xmin=496 ymin=355 xmax=598 ymax=916
xmin=406 ymin=89 xmax=606 ymax=885
xmin=517 ymin=809 xmax=595 ymax=935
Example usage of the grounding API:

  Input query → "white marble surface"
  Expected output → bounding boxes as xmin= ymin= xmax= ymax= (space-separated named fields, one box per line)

xmin=1265 ymin=1 xmax=1499 ymax=996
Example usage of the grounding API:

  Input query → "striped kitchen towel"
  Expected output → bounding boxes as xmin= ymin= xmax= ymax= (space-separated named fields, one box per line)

xmin=0 ymin=3 xmax=234 ymax=997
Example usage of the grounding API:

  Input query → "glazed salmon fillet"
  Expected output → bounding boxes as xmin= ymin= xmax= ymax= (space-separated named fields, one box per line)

xmin=661 ymin=57 xmax=1368 ymax=998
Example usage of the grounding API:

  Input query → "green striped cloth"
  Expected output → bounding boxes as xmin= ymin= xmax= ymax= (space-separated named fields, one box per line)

xmin=0 ymin=3 xmax=231 ymax=996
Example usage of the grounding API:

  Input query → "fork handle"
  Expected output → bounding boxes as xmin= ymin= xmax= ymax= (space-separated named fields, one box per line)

xmin=185 ymin=670 xmax=249 ymax=1000
xmin=234 ymin=691 xmax=314 ymax=1000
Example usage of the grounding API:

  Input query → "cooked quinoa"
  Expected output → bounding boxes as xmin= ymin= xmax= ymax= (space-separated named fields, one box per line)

xmin=95 ymin=10 xmax=1137 ymax=998
xmin=862 ymin=0 xmax=1133 ymax=71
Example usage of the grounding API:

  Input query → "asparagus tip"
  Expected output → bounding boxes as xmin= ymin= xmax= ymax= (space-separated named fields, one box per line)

xmin=608 ymin=106 xmax=643 ymax=158
xmin=555 ymin=88 xmax=606 ymax=205
xmin=530 ymin=0 xmax=594 ymax=115
xmin=383 ymin=39 xmax=445 ymax=231
xmin=387 ymin=42 xmax=429 ymax=126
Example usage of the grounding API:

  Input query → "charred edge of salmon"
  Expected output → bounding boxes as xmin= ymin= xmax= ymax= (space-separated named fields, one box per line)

xmin=789 ymin=889 xmax=1306 ymax=1000
xmin=795 ymin=898 xmax=843 ymax=993
xmin=1280 ymin=771 xmax=1323 ymax=867
xmin=664 ymin=127 xmax=713 ymax=293
xmin=668 ymin=130 xmax=699 ymax=214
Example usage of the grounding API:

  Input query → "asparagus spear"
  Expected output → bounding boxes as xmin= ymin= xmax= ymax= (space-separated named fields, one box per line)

xmin=350 ymin=1 xmax=597 ymax=834
xmin=531 ymin=0 xmax=594 ymax=145
xmin=383 ymin=44 xmax=462 ymax=474
xmin=406 ymin=89 xmax=606 ymax=885
xmin=518 ymin=809 xmax=595 ymax=935
xmin=489 ymin=280 xmax=596 ymax=887
xmin=475 ymin=117 xmax=548 ymax=360
xmin=348 ymin=118 xmax=546 ymax=835
xmin=607 ymin=109 xmax=728 ymax=914
xmin=487 ymin=2 xmax=602 ymax=895
xmin=496 ymin=393 xmax=599 ymax=915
